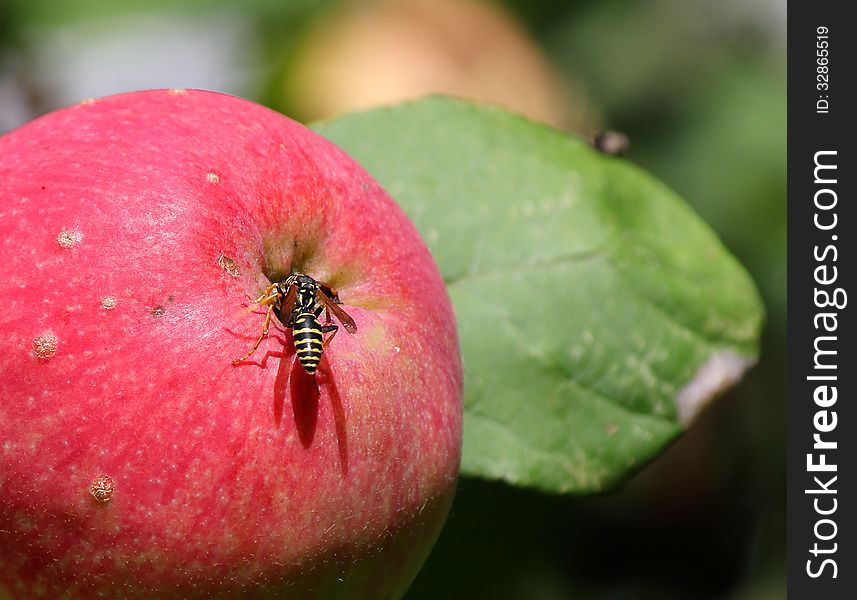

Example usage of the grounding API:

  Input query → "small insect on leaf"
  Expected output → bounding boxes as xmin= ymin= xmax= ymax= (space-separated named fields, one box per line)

xmin=592 ymin=130 xmax=630 ymax=156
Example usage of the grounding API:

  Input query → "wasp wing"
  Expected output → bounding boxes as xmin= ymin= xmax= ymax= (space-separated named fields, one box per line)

xmin=318 ymin=289 xmax=357 ymax=334
xmin=273 ymin=282 xmax=298 ymax=327
xmin=318 ymin=283 xmax=341 ymax=305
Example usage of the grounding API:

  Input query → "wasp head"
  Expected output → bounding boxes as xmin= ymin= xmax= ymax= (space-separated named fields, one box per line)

xmin=291 ymin=273 xmax=318 ymax=291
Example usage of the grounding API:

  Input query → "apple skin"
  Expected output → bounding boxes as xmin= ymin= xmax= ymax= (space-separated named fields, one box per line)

xmin=0 ymin=90 xmax=462 ymax=598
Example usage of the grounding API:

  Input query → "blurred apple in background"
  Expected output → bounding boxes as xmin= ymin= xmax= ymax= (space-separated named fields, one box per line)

xmin=280 ymin=0 xmax=597 ymax=131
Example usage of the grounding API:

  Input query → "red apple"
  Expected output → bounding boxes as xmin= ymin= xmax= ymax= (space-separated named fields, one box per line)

xmin=0 ymin=89 xmax=462 ymax=598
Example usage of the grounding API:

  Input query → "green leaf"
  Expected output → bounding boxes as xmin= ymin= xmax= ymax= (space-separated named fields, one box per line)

xmin=313 ymin=97 xmax=763 ymax=494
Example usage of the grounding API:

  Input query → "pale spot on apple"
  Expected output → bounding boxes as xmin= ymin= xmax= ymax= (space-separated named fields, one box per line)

xmin=89 ymin=474 xmax=116 ymax=503
xmin=32 ymin=332 xmax=58 ymax=359
xmin=676 ymin=351 xmax=756 ymax=425
xmin=100 ymin=296 xmax=118 ymax=310
xmin=217 ymin=254 xmax=240 ymax=277
xmin=56 ymin=229 xmax=82 ymax=249
xmin=206 ymin=171 xmax=220 ymax=184
xmin=167 ymin=88 xmax=188 ymax=96
xmin=79 ymin=97 xmax=97 ymax=106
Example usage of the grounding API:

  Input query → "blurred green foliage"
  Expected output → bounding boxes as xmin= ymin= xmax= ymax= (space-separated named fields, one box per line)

xmin=0 ymin=0 xmax=785 ymax=597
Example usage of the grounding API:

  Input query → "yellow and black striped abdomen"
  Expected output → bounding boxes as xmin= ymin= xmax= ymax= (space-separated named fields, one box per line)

xmin=292 ymin=312 xmax=324 ymax=374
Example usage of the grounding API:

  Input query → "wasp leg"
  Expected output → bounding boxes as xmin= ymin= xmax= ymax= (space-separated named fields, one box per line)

xmin=321 ymin=323 xmax=339 ymax=349
xmin=240 ymin=286 xmax=278 ymax=316
xmin=242 ymin=350 xmax=286 ymax=369
xmin=236 ymin=332 xmax=294 ymax=369
xmin=232 ymin=305 xmax=275 ymax=365
xmin=252 ymin=284 xmax=279 ymax=304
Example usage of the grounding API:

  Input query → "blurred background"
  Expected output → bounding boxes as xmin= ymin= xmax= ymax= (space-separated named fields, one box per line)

xmin=0 ymin=0 xmax=785 ymax=597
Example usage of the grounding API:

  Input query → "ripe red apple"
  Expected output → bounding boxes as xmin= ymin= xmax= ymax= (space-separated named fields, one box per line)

xmin=0 ymin=89 xmax=462 ymax=598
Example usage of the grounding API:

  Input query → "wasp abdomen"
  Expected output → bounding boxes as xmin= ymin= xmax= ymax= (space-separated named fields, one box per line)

xmin=292 ymin=312 xmax=324 ymax=374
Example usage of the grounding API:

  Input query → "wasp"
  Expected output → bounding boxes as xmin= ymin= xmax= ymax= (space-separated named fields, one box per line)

xmin=232 ymin=273 xmax=357 ymax=374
